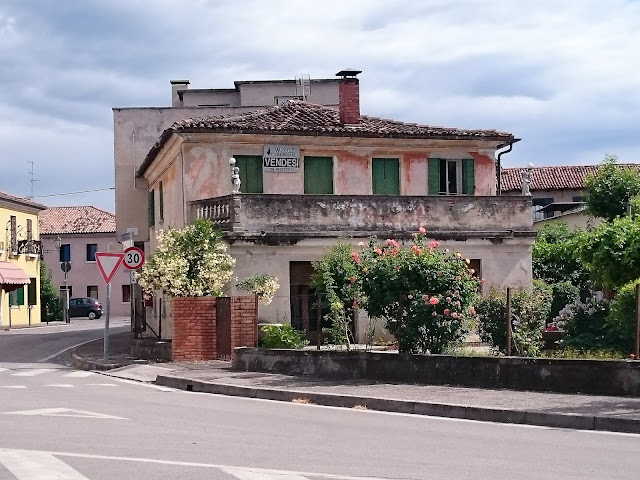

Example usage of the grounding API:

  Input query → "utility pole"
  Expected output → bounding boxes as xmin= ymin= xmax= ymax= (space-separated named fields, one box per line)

xmin=27 ymin=161 xmax=38 ymax=198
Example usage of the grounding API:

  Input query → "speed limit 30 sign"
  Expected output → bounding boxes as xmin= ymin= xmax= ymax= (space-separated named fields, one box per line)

xmin=123 ymin=247 xmax=145 ymax=270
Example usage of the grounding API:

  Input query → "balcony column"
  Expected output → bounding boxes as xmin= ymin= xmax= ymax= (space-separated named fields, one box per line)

xmin=230 ymin=194 xmax=243 ymax=232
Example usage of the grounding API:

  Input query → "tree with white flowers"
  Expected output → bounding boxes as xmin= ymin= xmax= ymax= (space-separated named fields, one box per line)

xmin=138 ymin=220 xmax=235 ymax=297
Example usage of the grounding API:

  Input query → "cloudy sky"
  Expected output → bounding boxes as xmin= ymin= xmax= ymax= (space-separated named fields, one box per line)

xmin=1 ymin=0 xmax=639 ymax=211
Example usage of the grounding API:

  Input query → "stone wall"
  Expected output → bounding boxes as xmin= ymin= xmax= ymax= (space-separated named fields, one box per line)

xmin=233 ymin=348 xmax=640 ymax=397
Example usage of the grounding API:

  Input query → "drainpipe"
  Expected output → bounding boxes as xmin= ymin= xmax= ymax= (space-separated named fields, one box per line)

xmin=496 ymin=140 xmax=516 ymax=196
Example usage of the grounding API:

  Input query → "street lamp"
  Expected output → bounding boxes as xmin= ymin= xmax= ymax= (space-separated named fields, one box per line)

xmin=55 ymin=235 xmax=70 ymax=323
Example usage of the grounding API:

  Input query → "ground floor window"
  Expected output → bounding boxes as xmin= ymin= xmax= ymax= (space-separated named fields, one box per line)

xmin=468 ymin=259 xmax=481 ymax=279
xmin=9 ymin=287 xmax=24 ymax=306
xmin=28 ymin=279 xmax=37 ymax=306
xmin=122 ymin=284 xmax=131 ymax=303
xmin=87 ymin=285 xmax=98 ymax=299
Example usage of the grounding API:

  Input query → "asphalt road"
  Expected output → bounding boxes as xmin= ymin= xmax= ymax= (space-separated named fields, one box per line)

xmin=1 ymin=322 xmax=639 ymax=479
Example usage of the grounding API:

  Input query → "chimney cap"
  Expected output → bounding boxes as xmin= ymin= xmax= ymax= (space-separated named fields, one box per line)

xmin=170 ymin=79 xmax=190 ymax=85
xmin=335 ymin=68 xmax=362 ymax=78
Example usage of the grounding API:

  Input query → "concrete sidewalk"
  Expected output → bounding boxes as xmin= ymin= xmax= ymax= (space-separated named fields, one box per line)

xmin=68 ymin=333 xmax=640 ymax=434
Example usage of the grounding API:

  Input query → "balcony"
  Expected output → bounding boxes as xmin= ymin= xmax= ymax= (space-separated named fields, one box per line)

xmin=189 ymin=194 xmax=534 ymax=241
xmin=17 ymin=240 xmax=42 ymax=258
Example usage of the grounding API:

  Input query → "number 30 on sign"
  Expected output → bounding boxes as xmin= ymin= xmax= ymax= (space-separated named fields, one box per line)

xmin=123 ymin=247 xmax=145 ymax=270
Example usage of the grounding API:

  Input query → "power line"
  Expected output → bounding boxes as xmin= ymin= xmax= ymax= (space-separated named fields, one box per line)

xmin=33 ymin=187 xmax=115 ymax=198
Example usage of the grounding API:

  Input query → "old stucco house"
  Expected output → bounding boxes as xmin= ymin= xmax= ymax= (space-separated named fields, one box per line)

xmin=135 ymin=72 xmax=534 ymax=339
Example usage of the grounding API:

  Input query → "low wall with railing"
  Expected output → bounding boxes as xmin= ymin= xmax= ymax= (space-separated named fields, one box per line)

xmin=232 ymin=348 xmax=640 ymax=396
xmin=190 ymin=194 xmax=533 ymax=236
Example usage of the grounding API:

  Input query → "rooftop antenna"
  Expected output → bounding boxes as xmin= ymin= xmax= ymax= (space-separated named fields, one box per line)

xmin=295 ymin=74 xmax=310 ymax=101
xmin=27 ymin=161 xmax=38 ymax=198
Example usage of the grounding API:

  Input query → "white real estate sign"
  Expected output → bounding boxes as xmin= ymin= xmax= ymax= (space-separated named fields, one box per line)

xmin=263 ymin=144 xmax=299 ymax=172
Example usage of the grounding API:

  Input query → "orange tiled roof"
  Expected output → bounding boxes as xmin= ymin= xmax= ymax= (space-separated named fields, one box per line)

xmin=0 ymin=190 xmax=47 ymax=210
xmin=39 ymin=206 xmax=115 ymax=235
xmin=138 ymin=100 xmax=514 ymax=177
xmin=501 ymin=164 xmax=640 ymax=192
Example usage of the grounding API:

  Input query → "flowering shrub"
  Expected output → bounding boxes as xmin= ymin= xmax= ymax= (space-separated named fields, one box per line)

xmin=357 ymin=232 xmax=481 ymax=354
xmin=475 ymin=281 xmax=552 ymax=357
xmin=236 ymin=274 xmax=280 ymax=305
xmin=556 ymin=296 xmax=613 ymax=351
xmin=138 ymin=220 xmax=235 ymax=297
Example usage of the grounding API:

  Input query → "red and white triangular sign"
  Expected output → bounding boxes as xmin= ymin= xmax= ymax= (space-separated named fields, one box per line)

xmin=95 ymin=252 xmax=124 ymax=284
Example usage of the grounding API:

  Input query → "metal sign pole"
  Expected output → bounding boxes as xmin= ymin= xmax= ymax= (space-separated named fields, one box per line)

xmin=104 ymin=281 xmax=111 ymax=362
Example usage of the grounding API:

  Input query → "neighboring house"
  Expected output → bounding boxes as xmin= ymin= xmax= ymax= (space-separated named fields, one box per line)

xmin=39 ymin=207 xmax=131 ymax=317
xmin=114 ymin=74 xmax=342 ymax=245
xmin=135 ymin=71 xmax=532 ymax=340
xmin=0 ymin=190 xmax=46 ymax=327
xmin=501 ymin=164 xmax=639 ymax=227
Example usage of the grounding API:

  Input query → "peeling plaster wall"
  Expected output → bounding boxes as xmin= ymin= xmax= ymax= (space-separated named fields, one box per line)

xmin=403 ymin=154 xmax=428 ymax=195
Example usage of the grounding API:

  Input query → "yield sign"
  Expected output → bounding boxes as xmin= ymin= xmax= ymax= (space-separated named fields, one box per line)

xmin=95 ymin=252 xmax=124 ymax=284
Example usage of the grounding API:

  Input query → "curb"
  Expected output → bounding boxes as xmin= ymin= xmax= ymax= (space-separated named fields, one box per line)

xmin=70 ymin=350 xmax=131 ymax=371
xmin=155 ymin=375 xmax=640 ymax=435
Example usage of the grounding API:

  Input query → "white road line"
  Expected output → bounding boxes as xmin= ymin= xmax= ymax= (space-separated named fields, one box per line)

xmin=0 ymin=367 xmax=7 ymax=372
xmin=0 ymin=385 xmax=27 ymax=389
xmin=3 ymin=408 xmax=127 ymax=420
xmin=64 ymin=371 xmax=95 ymax=378
xmin=222 ymin=466 xmax=309 ymax=479
xmin=11 ymin=368 xmax=56 ymax=377
xmin=88 ymin=383 xmax=118 ymax=387
xmin=37 ymin=337 xmax=103 ymax=362
xmin=45 ymin=384 xmax=75 ymax=388
xmin=0 ymin=449 xmax=90 ymax=480
xmin=6 ymin=448 xmax=390 ymax=480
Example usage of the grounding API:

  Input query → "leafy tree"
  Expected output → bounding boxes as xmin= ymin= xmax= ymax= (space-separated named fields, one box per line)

xmin=236 ymin=274 xmax=280 ymax=305
xmin=138 ymin=220 xmax=235 ymax=297
xmin=40 ymin=262 xmax=63 ymax=322
xmin=579 ymin=216 xmax=640 ymax=290
xmin=585 ymin=155 xmax=640 ymax=221
xmin=311 ymin=242 xmax=361 ymax=348
xmin=357 ymin=232 xmax=481 ymax=354
xmin=606 ymin=279 xmax=640 ymax=354
xmin=532 ymin=222 xmax=590 ymax=294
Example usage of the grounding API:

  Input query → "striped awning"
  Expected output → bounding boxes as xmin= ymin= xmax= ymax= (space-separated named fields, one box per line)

xmin=0 ymin=262 xmax=30 ymax=289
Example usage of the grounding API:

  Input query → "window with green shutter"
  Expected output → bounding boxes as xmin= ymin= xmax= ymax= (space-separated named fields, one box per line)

xmin=9 ymin=287 xmax=24 ymax=306
xmin=234 ymin=155 xmax=264 ymax=193
xmin=148 ymin=189 xmax=155 ymax=227
xmin=428 ymin=158 xmax=475 ymax=195
xmin=372 ymin=158 xmax=400 ymax=195
xmin=304 ymin=157 xmax=333 ymax=194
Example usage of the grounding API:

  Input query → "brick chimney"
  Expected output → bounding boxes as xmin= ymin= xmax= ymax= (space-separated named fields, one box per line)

xmin=336 ymin=69 xmax=362 ymax=125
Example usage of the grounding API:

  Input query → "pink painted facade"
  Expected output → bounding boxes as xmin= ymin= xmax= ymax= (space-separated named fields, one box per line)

xmin=41 ymin=233 xmax=131 ymax=317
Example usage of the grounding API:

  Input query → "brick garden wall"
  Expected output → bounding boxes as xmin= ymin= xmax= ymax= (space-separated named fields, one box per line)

xmin=171 ymin=295 xmax=257 ymax=362
xmin=230 ymin=296 xmax=258 ymax=360
xmin=171 ymin=297 xmax=217 ymax=361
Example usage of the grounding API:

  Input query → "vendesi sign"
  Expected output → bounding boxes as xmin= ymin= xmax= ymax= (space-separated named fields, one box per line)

xmin=263 ymin=145 xmax=299 ymax=172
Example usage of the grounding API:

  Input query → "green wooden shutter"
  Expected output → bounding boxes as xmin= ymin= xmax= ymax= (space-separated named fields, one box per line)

xmin=17 ymin=286 xmax=24 ymax=305
xmin=28 ymin=279 xmax=37 ymax=306
xmin=235 ymin=155 xmax=263 ymax=193
xmin=462 ymin=158 xmax=475 ymax=195
xmin=372 ymin=158 xmax=400 ymax=195
xmin=304 ymin=157 xmax=333 ymax=194
xmin=372 ymin=158 xmax=384 ymax=194
xmin=148 ymin=189 xmax=155 ymax=227
xmin=428 ymin=158 xmax=440 ymax=195
xmin=159 ymin=182 xmax=164 ymax=221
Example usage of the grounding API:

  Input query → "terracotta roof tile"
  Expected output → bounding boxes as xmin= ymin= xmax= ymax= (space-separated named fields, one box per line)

xmin=0 ymin=190 xmax=47 ymax=210
xmin=39 ymin=206 xmax=116 ymax=235
xmin=501 ymin=164 xmax=640 ymax=192
xmin=138 ymin=100 xmax=514 ymax=177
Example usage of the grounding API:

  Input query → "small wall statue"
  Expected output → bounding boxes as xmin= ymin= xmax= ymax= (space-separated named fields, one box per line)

xmin=231 ymin=166 xmax=241 ymax=194
xmin=521 ymin=168 xmax=532 ymax=196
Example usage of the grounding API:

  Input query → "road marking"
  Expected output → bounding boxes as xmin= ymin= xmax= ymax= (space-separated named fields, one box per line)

xmin=0 ymin=367 xmax=7 ymax=372
xmin=2 ymin=408 xmax=127 ymax=420
xmin=0 ymin=448 xmax=390 ymax=480
xmin=64 ymin=371 xmax=95 ymax=378
xmin=45 ymin=384 xmax=75 ymax=388
xmin=37 ymin=338 xmax=103 ymax=362
xmin=222 ymin=466 xmax=309 ymax=479
xmin=0 ymin=449 xmax=90 ymax=480
xmin=0 ymin=385 xmax=26 ymax=389
xmin=88 ymin=383 xmax=118 ymax=387
xmin=11 ymin=368 xmax=56 ymax=377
